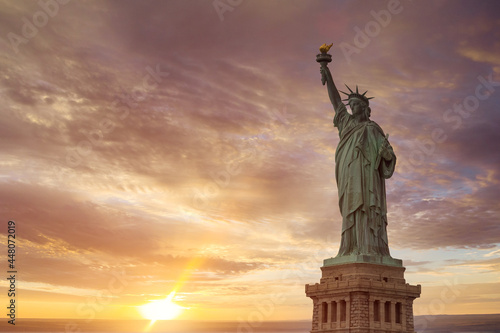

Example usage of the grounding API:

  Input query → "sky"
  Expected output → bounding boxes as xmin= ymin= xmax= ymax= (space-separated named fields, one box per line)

xmin=0 ymin=0 xmax=500 ymax=326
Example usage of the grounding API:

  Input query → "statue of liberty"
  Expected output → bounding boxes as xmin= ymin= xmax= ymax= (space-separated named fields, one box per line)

xmin=317 ymin=44 xmax=396 ymax=259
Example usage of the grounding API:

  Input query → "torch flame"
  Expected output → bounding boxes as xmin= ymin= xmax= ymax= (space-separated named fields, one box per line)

xmin=319 ymin=43 xmax=333 ymax=54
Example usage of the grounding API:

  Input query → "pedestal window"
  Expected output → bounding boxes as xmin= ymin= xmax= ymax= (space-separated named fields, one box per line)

xmin=331 ymin=301 xmax=337 ymax=322
xmin=384 ymin=301 xmax=391 ymax=323
xmin=373 ymin=300 xmax=380 ymax=322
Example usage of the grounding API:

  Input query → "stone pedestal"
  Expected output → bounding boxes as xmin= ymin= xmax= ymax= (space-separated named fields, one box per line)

xmin=305 ymin=260 xmax=421 ymax=333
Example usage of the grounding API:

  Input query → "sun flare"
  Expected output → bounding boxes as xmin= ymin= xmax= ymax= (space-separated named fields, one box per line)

xmin=139 ymin=291 xmax=186 ymax=321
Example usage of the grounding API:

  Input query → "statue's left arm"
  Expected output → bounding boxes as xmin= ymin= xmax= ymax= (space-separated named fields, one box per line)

xmin=378 ymin=134 xmax=396 ymax=178
xmin=380 ymin=135 xmax=394 ymax=161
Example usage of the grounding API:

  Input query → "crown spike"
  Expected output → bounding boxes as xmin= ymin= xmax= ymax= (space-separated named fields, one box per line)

xmin=344 ymin=84 xmax=354 ymax=93
xmin=362 ymin=90 xmax=368 ymax=96
xmin=339 ymin=90 xmax=350 ymax=96
xmin=356 ymin=85 xmax=359 ymax=94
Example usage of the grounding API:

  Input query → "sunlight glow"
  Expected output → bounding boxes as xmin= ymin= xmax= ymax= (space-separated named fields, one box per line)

xmin=139 ymin=291 xmax=187 ymax=322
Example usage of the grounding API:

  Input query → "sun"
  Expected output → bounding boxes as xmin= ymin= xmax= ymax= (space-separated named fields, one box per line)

xmin=138 ymin=291 xmax=187 ymax=321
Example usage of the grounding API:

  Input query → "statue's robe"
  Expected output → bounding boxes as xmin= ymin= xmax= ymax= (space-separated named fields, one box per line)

xmin=334 ymin=104 xmax=396 ymax=256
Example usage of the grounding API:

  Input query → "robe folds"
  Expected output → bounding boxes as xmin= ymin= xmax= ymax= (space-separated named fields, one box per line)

xmin=334 ymin=104 xmax=396 ymax=256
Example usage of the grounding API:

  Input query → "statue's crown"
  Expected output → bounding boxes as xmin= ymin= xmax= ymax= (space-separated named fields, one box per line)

xmin=340 ymin=84 xmax=374 ymax=106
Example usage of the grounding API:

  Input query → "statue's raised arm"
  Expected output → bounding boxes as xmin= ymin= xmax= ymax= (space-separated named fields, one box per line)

xmin=317 ymin=43 xmax=342 ymax=112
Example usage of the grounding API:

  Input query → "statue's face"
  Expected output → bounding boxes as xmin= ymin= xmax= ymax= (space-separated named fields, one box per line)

xmin=349 ymin=98 xmax=366 ymax=117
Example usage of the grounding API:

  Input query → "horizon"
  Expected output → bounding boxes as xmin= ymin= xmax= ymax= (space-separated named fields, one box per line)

xmin=5 ymin=314 xmax=500 ymax=320
xmin=2 ymin=315 xmax=500 ymax=332
xmin=1 ymin=0 xmax=500 ymax=328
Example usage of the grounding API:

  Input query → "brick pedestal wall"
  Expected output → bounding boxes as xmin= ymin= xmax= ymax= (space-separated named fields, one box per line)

xmin=350 ymin=292 xmax=369 ymax=328
xmin=312 ymin=301 xmax=319 ymax=331
xmin=405 ymin=300 xmax=414 ymax=332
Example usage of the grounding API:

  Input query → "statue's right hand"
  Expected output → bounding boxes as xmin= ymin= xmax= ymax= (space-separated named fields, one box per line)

xmin=320 ymin=67 xmax=327 ymax=86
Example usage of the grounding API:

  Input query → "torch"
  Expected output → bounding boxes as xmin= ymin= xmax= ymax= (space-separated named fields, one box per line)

xmin=316 ymin=43 xmax=333 ymax=85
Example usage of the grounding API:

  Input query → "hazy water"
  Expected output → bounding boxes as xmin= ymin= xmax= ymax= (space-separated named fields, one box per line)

xmin=2 ymin=316 xmax=500 ymax=333
xmin=0 ymin=319 xmax=311 ymax=333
